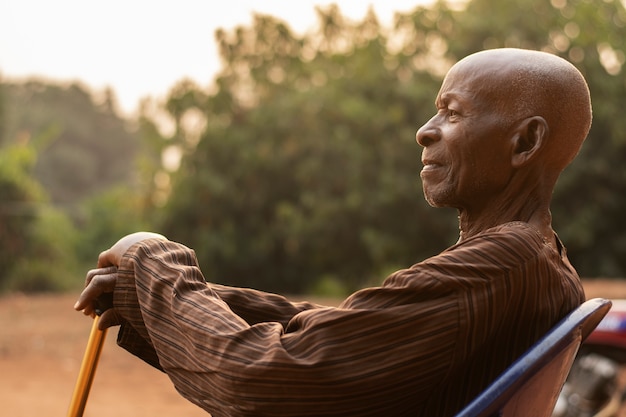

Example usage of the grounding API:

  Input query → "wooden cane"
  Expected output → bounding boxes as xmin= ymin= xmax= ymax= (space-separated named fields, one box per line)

xmin=67 ymin=315 xmax=108 ymax=417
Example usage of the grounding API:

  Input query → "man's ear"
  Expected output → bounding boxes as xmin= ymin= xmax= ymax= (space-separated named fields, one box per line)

xmin=511 ymin=116 xmax=548 ymax=168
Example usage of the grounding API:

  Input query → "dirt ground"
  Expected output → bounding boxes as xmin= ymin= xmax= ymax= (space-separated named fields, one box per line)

xmin=2 ymin=281 xmax=626 ymax=417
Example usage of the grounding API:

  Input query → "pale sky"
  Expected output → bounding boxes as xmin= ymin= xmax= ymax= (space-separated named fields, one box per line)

xmin=0 ymin=0 xmax=429 ymax=115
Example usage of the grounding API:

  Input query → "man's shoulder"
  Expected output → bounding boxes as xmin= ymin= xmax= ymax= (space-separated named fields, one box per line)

xmin=435 ymin=221 xmax=552 ymax=270
xmin=448 ymin=221 xmax=545 ymax=250
xmin=488 ymin=221 xmax=543 ymax=235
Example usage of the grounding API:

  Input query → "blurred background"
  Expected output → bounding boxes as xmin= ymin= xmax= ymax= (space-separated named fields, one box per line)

xmin=2 ymin=0 xmax=626 ymax=297
xmin=2 ymin=0 xmax=626 ymax=415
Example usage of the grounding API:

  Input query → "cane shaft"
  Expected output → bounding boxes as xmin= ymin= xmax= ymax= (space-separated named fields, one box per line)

xmin=67 ymin=316 xmax=108 ymax=417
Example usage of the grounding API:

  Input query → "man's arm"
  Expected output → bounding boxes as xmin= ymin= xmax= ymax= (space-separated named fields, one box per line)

xmin=111 ymin=239 xmax=461 ymax=417
xmin=209 ymin=284 xmax=326 ymax=327
xmin=75 ymin=223 xmax=581 ymax=416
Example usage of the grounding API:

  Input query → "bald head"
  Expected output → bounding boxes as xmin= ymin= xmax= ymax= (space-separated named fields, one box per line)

xmin=445 ymin=48 xmax=592 ymax=172
xmin=416 ymin=48 xmax=592 ymax=239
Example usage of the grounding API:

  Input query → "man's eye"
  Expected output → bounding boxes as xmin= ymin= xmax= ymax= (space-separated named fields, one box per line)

xmin=449 ymin=109 xmax=460 ymax=119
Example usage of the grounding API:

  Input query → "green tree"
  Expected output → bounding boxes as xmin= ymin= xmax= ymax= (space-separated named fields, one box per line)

xmin=0 ymin=79 xmax=162 ymax=292
xmin=72 ymin=99 xmax=169 ymax=266
xmin=160 ymin=7 xmax=457 ymax=293
xmin=145 ymin=0 xmax=626 ymax=292
xmin=2 ymin=82 xmax=140 ymax=216
xmin=0 ymin=140 xmax=79 ymax=292
xmin=0 ymin=143 xmax=42 ymax=283
xmin=0 ymin=76 xmax=5 ymax=143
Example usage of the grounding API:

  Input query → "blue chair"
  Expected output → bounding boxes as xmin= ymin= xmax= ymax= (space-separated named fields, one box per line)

xmin=455 ymin=298 xmax=612 ymax=417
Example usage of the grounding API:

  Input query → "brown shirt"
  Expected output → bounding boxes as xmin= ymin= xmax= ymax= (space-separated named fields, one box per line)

xmin=113 ymin=221 xmax=584 ymax=417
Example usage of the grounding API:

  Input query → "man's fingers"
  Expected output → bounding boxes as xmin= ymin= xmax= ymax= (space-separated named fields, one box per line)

xmin=74 ymin=269 xmax=117 ymax=312
xmin=84 ymin=266 xmax=117 ymax=287
xmin=97 ymin=249 xmax=116 ymax=268
xmin=98 ymin=309 xmax=121 ymax=330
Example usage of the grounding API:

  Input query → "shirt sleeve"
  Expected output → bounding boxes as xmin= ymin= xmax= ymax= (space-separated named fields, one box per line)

xmin=208 ymin=284 xmax=326 ymax=327
xmin=113 ymin=239 xmax=462 ymax=417
xmin=112 ymin=222 xmax=584 ymax=417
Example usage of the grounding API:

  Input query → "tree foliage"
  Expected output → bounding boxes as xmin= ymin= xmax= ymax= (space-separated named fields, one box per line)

xmin=0 ymin=82 xmax=153 ymax=291
xmin=3 ymin=0 xmax=626 ymax=293
xmin=0 ymin=143 xmax=42 ymax=280
xmin=159 ymin=0 xmax=626 ymax=293
xmin=2 ymin=82 xmax=140 ymax=215
xmin=159 ymin=6 xmax=458 ymax=293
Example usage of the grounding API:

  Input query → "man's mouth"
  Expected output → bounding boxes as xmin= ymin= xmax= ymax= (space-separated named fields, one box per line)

xmin=421 ymin=159 xmax=443 ymax=171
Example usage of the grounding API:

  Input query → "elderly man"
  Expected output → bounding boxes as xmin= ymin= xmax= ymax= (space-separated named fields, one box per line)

xmin=75 ymin=48 xmax=591 ymax=416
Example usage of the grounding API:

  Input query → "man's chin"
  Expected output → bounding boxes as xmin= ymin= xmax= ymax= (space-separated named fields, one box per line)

xmin=423 ymin=192 xmax=456 ymax=209
xmin=424 ymin=197 xmax=446 ymax=208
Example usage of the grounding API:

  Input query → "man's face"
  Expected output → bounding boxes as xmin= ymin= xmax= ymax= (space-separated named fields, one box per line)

xmin=415 ymin=65 xmax=515 ymax=213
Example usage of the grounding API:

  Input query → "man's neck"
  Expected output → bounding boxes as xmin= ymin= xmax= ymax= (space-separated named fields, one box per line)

xmin=456 ymin=192 xmax=555 ymax=249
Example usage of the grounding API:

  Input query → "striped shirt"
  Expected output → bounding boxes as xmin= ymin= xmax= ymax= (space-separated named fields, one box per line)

xmin=113 ymin=221 xmax=584 ymax=416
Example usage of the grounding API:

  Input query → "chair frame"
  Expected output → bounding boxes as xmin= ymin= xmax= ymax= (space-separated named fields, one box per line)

xmin=455 ymin=298 xmax=612 ymax=417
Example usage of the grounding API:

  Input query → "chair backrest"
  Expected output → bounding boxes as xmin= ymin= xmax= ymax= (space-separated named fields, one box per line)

xmin=454 ymin=298 xmax=612 ymax=417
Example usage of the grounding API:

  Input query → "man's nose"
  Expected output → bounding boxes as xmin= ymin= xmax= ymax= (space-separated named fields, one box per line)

xmin=415 ymin=116 xmax=441 ymax=147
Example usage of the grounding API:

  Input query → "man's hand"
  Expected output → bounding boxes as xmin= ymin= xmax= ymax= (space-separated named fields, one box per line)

xmin=74 ymin=231 xmax=167 ymax=329
xmin=74 ymin=266 xmax=120 ymax=329
xmin=97 ymin=231 xmax=167 ymax=268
